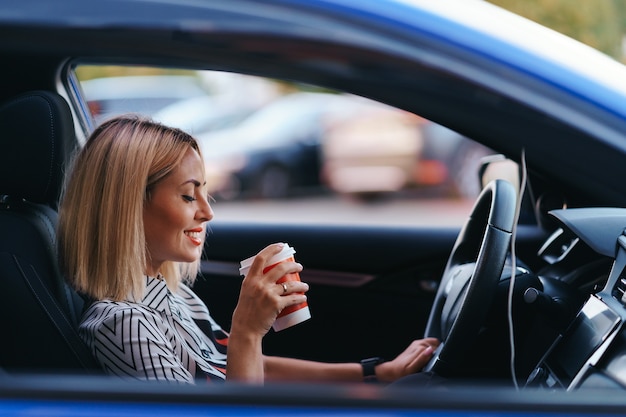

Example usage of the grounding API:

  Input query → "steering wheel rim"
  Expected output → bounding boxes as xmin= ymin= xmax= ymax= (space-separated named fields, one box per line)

xmin=423 ymin=179 xmax=517 ymax=377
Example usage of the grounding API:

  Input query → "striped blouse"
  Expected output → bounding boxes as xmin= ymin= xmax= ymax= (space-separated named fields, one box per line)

xmin=79 ymin=276 xmax=228 ymax=383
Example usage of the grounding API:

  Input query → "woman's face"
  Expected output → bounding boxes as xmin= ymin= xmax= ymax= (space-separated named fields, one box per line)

xmin=143 ymin=147 xmax=213 ymax=276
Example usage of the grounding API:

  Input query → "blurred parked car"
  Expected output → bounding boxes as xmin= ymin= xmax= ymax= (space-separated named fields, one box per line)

xmin=321 ymin=104 xmax=424 ymax=199
xmin=198 ymin=92 xmax=370 ymax=199
xmin=322 ymin=108 xmax=494 ymax=200
xmin=153 ymin=72 xmax=282 ymax=135
xmin=418 ymin=122 xmax=496 ymax=198
xmin=152 ymin=95 xmax=257 ymax=136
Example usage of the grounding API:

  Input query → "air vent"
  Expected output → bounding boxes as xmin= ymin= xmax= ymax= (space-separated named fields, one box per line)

xmin=537 ymin=228 xmax=579 ymax=264
xmin=612 ymin=267 xmax=626 ymax=305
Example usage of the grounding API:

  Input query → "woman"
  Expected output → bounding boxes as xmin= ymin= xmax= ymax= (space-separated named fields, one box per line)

xmin=58 ymin=115 xmax=439 ymax=384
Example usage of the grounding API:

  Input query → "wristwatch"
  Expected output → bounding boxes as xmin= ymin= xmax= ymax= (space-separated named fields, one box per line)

xmin=360 ymin=357 xmax=383 ymax=383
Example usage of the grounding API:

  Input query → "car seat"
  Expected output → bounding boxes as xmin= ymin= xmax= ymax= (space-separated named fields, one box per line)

xmin=0 ymin=90 xmax=101 ymax=373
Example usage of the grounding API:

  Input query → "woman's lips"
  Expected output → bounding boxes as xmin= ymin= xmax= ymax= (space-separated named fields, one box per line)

xmin=184 ymin=227 xmax=204 ymax=247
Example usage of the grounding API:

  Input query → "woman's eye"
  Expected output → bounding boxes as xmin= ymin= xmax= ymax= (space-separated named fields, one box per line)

xmin=182 ymin=195 xmax=197 ymax=202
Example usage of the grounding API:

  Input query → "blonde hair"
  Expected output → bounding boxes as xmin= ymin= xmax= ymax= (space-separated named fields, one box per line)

xmin=58 ymin=115 xmax=204 ymax=301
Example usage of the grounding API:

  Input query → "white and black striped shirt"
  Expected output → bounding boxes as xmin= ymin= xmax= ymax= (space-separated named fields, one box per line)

xmin=79 ymin=276 xmax=228 ymax=383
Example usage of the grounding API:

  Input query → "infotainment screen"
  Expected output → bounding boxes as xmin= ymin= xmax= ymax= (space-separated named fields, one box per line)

xmin=545 ymin=296 xmax=621 ymax=386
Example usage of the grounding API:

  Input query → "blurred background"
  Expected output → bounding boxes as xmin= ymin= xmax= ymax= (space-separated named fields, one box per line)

xmin=490 ymin=0 xmax=626 ymax=61
xmin=75 ymin=0 xmax=626 ymax=226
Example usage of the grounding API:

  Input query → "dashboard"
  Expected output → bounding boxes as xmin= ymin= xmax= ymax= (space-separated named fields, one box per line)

xmin=526 ymin=208 xmax=626 ymax=390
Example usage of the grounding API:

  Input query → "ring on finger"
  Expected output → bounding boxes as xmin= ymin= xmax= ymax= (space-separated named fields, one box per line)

xmin=282 ymin=283 xmax=288 ymax=294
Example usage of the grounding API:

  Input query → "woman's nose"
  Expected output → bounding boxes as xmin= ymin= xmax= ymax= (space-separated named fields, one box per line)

xmin=196 ymin=195 xmax=214 ymax=222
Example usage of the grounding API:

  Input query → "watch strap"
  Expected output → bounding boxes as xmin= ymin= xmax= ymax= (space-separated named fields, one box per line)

xmin=360 ymin=357 xmax=382 ymax=383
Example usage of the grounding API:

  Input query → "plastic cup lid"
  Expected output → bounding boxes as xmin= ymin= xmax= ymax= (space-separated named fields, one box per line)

xmin=239 ymin=244 xmax=296 ymax=276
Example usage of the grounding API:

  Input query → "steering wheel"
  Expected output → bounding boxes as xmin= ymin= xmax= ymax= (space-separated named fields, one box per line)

xmin=423 ymin=179 xmax=517 ymax=377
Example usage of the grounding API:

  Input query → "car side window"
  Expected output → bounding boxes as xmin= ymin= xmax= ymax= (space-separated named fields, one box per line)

xmin=73 ymin=64 xmax=494 ymax=226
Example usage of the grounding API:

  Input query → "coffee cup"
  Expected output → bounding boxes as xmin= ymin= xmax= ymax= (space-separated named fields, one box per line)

xmin=239 ymin=244 xmax=311 ymax=331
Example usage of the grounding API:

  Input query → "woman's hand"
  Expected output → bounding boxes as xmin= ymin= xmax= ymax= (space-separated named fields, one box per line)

xmin=231 ymin=243 xmax=308 ymax=336
xmin=227 ymin=243 xmax=308 ymax=383
xmin=375 ymin=338 xmax=440 ymax=383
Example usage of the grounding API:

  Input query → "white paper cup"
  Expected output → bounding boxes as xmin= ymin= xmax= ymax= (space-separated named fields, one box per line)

xmin=240 ymin=245 xmax=311 ymax=331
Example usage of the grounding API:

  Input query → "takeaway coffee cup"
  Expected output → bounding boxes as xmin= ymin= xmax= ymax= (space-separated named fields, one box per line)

xmin=239 ymin=244 xmax=311 ymax=331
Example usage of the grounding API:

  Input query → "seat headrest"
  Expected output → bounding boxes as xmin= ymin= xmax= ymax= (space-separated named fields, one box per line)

xmin=0 ymin=91 xmax=75 ymax=207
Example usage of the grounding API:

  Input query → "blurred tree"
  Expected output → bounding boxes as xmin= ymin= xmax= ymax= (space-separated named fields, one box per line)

xmin=488 ymin=0 xmax=625 ymax=61
xmin=75 ymin=65 xmax=196 ymax=81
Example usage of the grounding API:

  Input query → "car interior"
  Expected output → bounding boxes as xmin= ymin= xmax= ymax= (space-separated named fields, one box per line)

xmin=0 ymin=78 xmax=619 ymax=393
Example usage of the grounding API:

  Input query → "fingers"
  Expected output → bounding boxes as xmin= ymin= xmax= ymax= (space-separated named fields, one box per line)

xmin=419 ymin=345 xmax=434 ymax=359
xmin=383 ymin=338 xmax=439 ymax=378
xmin=410 ymin=339 xmax=440 ymax=370
xmin=405 ymin=338 xmax=438 ymax=352
xmin=247 ymin=243 xmax=286 ymax=278
xmin=247 ymin=243 xmax=303 ymax=284
xmin=276 ymin=280 xmax=309 ymax=296
xmin=269 ymin=261 xmax=304 ymax=283
xmin=421 ymin=337 xmax=440 ymax=348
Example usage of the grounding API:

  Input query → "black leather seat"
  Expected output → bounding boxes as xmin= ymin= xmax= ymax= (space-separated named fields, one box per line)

xmin=0 ymin=90 xmax=101 ymax=373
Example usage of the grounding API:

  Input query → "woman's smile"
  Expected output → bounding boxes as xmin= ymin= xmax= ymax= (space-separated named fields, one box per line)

xmin=184 ymin=227 xmax=205 ymax=246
